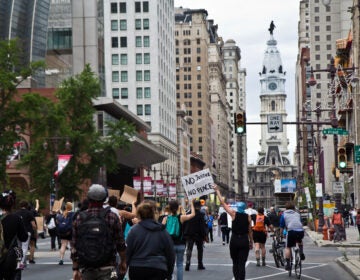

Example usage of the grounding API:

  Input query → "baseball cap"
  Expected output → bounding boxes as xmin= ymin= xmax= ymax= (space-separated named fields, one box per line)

xmin=87 ymin=184 xmax=108 ymax=201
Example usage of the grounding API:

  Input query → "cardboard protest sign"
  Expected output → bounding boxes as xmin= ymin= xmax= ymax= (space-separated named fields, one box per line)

xmin=120 ymin=185 xmax=138 ymax=204
xmin=52 ymin=197 xmax=64 ymax=212
xmin=108 ymin=189 xmax=121 ymax=199
xmin=35 ymin=216 xmax=44 ymax=232
xmin=181 ymin=168 xmax=214 ymax=200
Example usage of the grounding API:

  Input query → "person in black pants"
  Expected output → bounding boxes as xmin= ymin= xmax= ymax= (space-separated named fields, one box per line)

xmin=214 ymin=185 xmax=253 ymax=280
xmin=45 ymin=211 xmax=61 ymax=250
xmin=219 ymin=211 xmax=231 ymax=245
xmin=182 ymin=200 xmax=207 ymax=271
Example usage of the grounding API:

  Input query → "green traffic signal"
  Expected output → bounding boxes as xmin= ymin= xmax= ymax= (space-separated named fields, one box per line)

xmin=234 ymin=112 xmax=246 ymax=134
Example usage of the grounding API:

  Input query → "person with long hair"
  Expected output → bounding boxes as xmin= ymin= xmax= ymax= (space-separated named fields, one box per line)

xmin=214 ymin=185 xmax=253 ymax=280
xmin=57 ymin=202 xmax=74 ymax=265
xmin=162 ymin=199 xmax=195 ymax=280
xmin=0 ymin=190 xmax=28 ymax=280
xmin=126 ymin=200 xmax=175 ymax=280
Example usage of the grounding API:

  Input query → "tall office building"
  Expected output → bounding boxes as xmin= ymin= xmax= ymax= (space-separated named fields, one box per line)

xmin=0 ymin=0 xmax=51 ymax=87
xmin=102 ymin=0 xmax=177 ymax=175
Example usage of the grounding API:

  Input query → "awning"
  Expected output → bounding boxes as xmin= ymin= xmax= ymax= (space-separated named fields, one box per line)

xmin=116 ymin=135 xmax=168 ymax=168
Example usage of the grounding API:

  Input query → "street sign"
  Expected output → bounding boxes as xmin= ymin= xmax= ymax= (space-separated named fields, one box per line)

xmin=267 ymin=114 xmax=283 ymax=133
xmin=355 ymin=145 xmax=360 ymax=164
xmin=332 ymin=181 xmax=344 ymax=194
xmin=322 ymin=128 xmax=349 ymax=135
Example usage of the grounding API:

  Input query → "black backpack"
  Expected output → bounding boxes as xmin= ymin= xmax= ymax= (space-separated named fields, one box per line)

xmin=75 ymin=208 xmax=115 ymax=268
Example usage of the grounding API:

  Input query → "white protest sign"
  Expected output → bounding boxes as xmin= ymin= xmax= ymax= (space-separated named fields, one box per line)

xmin=181 ymin=168 xmax=214 ymax=200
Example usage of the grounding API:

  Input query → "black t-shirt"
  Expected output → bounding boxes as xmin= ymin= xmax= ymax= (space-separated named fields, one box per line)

xmin=231 ymin=212 xmax=249 ymax=236
xmin=1 ymin=213 xmax=28 ymax=248
xmin=16 ymin=208 xmax=35 ymax=234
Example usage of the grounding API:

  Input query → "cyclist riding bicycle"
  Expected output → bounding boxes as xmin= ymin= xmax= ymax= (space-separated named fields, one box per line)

xmin=279 ymin=201 xmax=305 ymax=271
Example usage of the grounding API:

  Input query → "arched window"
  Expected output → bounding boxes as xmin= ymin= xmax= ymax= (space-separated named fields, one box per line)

xmin=271 ymin=100 xmax=276 ymax=111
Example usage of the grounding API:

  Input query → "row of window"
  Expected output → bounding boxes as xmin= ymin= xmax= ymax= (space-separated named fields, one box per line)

xmin=176 ymin=92 xmax=202 ymax=98
xmin=137 ymin=104 xmax=151 ymax=115
xmin=175 ymin=47 xmax=201 ymax=55
xmin=112 ymin=87 xmax=151 ymax=99
xmin=111 ymin=53 xmax=150 ymax=65
xmin=175 ymin=38 xmax=201 ymax=45
xmin=111 ymin=1 xmax=149 ymax=14
xmin=112 ymin=36 xmax=150 ymax=48
xmin=112 ymin=70 xmax=151 ymax=82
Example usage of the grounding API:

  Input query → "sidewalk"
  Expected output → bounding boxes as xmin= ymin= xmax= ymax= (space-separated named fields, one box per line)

xmin=305 ymin=225 xmax=360 ymax=279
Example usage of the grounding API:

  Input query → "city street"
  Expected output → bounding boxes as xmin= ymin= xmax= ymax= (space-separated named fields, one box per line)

xmin=21 ymin=230 xmax=353 ymax=280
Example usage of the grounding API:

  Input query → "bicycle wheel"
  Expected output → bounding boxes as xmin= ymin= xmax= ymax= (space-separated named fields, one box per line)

xmin=295 ymin=252 xmax=302 ymax=279
xmin=272 ymin=242 xmax=280 ymax=267
xmin=278 ymin=248 xmax=285 ymax=266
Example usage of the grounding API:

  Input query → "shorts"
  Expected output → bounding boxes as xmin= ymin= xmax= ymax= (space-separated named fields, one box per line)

xmin=253 ymin=230 xmax=267 ymax=244
xmin=286 ymin=230 xmax=304 ymax=248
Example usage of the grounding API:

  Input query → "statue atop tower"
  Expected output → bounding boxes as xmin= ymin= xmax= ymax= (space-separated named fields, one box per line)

xmin=268 ymin=21 xmax=275 ymax=35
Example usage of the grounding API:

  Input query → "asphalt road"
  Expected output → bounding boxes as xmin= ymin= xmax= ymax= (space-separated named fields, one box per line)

xmin=21 ymin=230 xmax=353 ymax=280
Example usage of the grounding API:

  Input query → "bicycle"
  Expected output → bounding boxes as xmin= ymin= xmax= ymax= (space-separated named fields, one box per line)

xmin=288 ymin=246 xmax=302 ymax=279
xmin=269 ymin=233 xmax=285 ymax=268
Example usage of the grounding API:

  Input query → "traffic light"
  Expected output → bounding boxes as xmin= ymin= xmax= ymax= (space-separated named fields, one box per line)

xmin=234 ymin=111 xmax=246 ymax=134
xmin=338 ymin=146 xmax=347 ymax=169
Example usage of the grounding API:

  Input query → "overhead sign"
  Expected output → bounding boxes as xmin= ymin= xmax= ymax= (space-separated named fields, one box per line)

xmin=355 ymin=145 xmax=360 ymax=164
xmin=267 ymin=114 xmax=283 ymax=133
xmin=332 ymin=181 xmax=344 ymax=194
xmin=181 ymin=168 xmax=214 ymax=200
xmin=322 ymin=128 xmax=348 ymax=135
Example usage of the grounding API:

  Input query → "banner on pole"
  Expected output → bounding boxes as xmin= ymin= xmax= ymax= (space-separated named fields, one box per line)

xmin=54 ymin=154 xmax=72 ymax=178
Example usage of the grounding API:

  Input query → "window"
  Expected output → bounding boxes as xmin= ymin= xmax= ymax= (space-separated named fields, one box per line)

xmin=120 ymin=37 xmax=127 ymax=47
xmin=197 ymin=38 xmax=200 ymax=44
xmin=136 ymin=36 xmax=142 ymax=47
xmin=145 ymin=104 xmax=151 ymax=115
xmin=143 ymin=19 xmax=149 ymax=30
xmin=197 ymin=47 xmax=201 ymax=54
xmin=136 ymin=88 xmax=143 ymax=99
xmin=144 ymin=53 xmax=150 ymax=64
xmin=271 ymin=100 xmax=275 ymax=111
xmin=121 ymin=88 xmax=128 ymax=99
xmin=119 ymin=2 xmax=126 ymax=13
xmin=120 ymin=20 xmax=127 ymax=30
xmin=144 ymin=70 xmax=150 ymax=81
xmin=111 ymin=20 xmax=118 ymax=31
xmin=137 ymin=105 xmax=143 ymax=115
xmin=136 ymin=71 xmax=142 ymax=81
xmin=112 ymin=88 xmax=119 ymax=98
xmin=121 ymin=71 xmax=128 ymax=82
xmin=135 ymin=2 xmax=141 ymax=12
xmin=111 ymin=3 xmax=117 ymax=13
xmin=143 ymin=36 xmax=150 ymax=47
xmin=112 ymin=71 xmax=119 ymax=82
xmin=120 ymin=54 xmax=127 ymax=65
xmin=112 ymin=37 xmax=118 ymax=48
xmin=144 ymin=87 xmax=151 ymax=98
xmin=112 ymin=54 xmax=119 ymax=65
xmin=197 ymin=56 xmax=201 ymax=62
xmin=136 ymin=53 xmax=142 ymax=64
xmin=135 ymin=19 xmax=141 ymax=30
xmin=315 ymin=35 xmax=320 ymax=41
xmin=143 ymin=1 xmax=149 ymax=12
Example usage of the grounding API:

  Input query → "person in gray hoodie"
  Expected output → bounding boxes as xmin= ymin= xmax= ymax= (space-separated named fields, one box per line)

xmin=279 ymin=201 xmax=305 ymax=271
xmin=126 ymin=200 xmax=175 ymax=280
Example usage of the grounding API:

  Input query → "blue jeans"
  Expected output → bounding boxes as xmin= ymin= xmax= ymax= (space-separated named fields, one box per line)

xmin=174 ymin=244 xmax=185 ymax=280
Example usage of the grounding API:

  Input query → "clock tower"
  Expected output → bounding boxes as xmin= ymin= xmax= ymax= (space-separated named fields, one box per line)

xmin=246 ymin=23 xmax=296 ymax=209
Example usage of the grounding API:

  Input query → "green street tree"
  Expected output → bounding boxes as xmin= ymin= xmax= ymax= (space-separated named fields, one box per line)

xmin=0 ymin=39 xmax=44 ymax=190
xmin=19 ymin=64 xmax=135 ymax=200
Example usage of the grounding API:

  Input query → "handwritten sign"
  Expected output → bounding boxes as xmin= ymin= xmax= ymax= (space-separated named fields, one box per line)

xmin=120 ymin=185 xmax=138 ymax=204
xmin=181 ymin=169 xmax=214 ymax=200
xmin=52 ymin=197 xmax=64 ymax=212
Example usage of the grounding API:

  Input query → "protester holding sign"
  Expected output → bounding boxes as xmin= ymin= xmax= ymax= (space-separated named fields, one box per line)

xmin=214 ymin=185 xmax=253 ymax=280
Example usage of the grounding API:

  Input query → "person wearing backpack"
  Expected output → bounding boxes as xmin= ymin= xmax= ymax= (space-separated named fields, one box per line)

xmin=71 ymin=184 xmax=126 ymax=280
xmin=162 ymin=199 xmax=195 ymax=280
xmin=252 ymin=207 xmax=272 ymax=267
xmin=57 ymin=202 xmax=74 ymax=265
xmin=45 ymin=210 xmax=60 ymax=251
xmin=0 ymin=190 xmax=28 ymax=280
xmin=126 ymin=200 xmax=175 ymax=280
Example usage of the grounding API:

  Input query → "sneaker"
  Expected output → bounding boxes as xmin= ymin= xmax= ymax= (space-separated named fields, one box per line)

xmin=300 ymin=253 xmax=305 ymax=261
xmin=285 ymin=264 xmax=291 ymax=271
xmin=256 ymin=260 xmax=260 ymax=267
xmin=222 ymin=242 xmax=225 ymax=245
xmin=262 ymin=260 xmax=266 ymax=266
xmin=29 ymin=260 xmax=36 ymax=264
xmin=58 ymin=260 xmax=64 ymax=265
xmin=18 ymin=263 xmax=26 ymax=270
xmin=198 ymin=265 xmax=205 ymax=270
xmin=185 ymin=264 xmax=190 ymax=271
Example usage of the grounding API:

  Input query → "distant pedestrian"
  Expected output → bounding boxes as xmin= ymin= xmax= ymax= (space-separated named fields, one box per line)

xmin=57 ymin=202 xmax=74 ymax=265
xmin=332 ymin=208 xmax=345 ymax=242
xmin=207 ymin=212 xmax=214 ymax=242
xmin=268 ymin=207 xmax=280 ymax=237
xmin=252 ymin=207 xmax=272 ymax=266
xmin=0 ymin=190 xmax=28 ymax=280
xmin=183 ymin=200 xmax=208 ymax=271
xmin=126 ymin=200 xmax=175 ymax=280
xmin=214 ymin=185 xmax=253 ymax=280
xmin=245 ymin=202 xmax=257 ymax=227
xmin=71 ymin=184 xmax=127 ymax=280
xmin=356 ymin=209 xmax=360 ymax=240
xmin=351 ymin=208 xmax=357 ymax=227
xmin=219 ymin=211 xmax=230 ymax=245
xmin=45 ymin=210 xmax=60 ymax=251
xmin=162 ymin=199 xmax=195 ymax=280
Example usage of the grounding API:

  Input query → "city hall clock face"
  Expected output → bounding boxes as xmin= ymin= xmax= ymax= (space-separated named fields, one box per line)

xmin=268 ymin=82 xmax=277 ymax=91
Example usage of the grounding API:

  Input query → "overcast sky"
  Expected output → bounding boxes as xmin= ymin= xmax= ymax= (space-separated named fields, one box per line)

xmin=174 ymin=0 xmax=300 ymax=164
